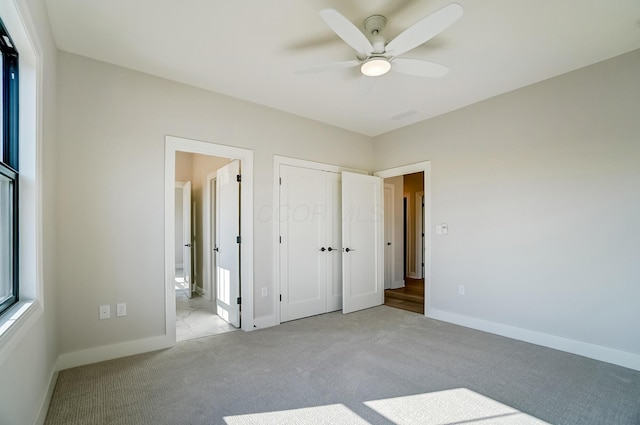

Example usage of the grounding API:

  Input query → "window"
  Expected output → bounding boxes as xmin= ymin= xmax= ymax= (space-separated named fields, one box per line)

xmin=0 ymin=18 xmax=18 ymax=316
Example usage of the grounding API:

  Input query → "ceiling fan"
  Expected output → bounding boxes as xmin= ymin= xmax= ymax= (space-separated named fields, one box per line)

xmin=299 ymin=3 xmax=463 ymax=78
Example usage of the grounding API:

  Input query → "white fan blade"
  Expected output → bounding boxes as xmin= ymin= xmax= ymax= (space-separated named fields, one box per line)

xmin=319 ymin=9 xmax=374 ymax=56
xmin=295 ymin=60 xmax=360 ymax=75
xmin=393 ymin=58 xmax=449 ymax=77
xmin=385 ymin=3 xmax=463 ymax=57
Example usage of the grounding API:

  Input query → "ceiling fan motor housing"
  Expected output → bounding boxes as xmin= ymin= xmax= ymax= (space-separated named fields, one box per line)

xmin=364 ymin=14 xmax=387 ymax=34
xmin=364 ymin=15 xmax=388 ymax=54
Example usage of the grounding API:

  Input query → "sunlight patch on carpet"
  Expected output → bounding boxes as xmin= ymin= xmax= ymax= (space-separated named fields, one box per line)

xmin=364 ymin=388 xmax=550 ymax=424
xmin=223 ymin=388 xmax=549 ymax=424
xmin=224 ymin=404 xmax=368 ymax=424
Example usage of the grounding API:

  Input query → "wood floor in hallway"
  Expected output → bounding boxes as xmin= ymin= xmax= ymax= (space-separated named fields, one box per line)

xmin=384 ymin=278 xmax=425 ymax=314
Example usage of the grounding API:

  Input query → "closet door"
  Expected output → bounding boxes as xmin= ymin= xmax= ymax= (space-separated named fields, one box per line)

xmin=342 ymin=172 xmax=384 ymax=314
xmin=325 ymin=172 xmax=342 ymax=312
xmin=280 ymin=165 xmax=328 ymax=322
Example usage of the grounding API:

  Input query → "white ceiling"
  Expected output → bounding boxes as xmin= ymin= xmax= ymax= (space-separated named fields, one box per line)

xmin=44 ymin=0 xmax=640 ymax=137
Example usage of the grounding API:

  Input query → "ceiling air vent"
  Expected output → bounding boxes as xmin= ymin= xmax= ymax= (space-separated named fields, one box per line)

xmin=390 ymin=110 xmax=418 ymax=121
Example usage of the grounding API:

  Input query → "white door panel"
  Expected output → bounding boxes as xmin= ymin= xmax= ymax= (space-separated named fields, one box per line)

xmin=342 ymin=172 xmax=384 ymax=314
xmin=216 ymin=160 xmax=240 ymax=327
xmin=384 ymin=185 xmax=393 ymax=290
xmin=326 ymin=172 xmax=342 ymax=312
xmin=182 ymin=181 xmax=192 ymax=299
xmin=280 ymin=165 xmax=327 ymax=322
xmin=209 ymin=178 xmax=216 ymax=301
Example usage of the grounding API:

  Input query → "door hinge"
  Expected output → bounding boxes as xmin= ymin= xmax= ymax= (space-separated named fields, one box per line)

xmin=279 ymin=177 xmax=282 ymax=185
xmin=279 ymin=236 xmax=282 ymax=243
xmin=236 ymin=236 xmax=241 ymax=244
xmin=236 ymin=174 xmax=242 ymax=183
xmin=237 ymin=297 xmax=241 ymax=305
xmin=280 ymin=294 xmax=282 ymax=302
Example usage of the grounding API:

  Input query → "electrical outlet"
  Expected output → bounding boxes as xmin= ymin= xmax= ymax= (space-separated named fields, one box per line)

xmin=261 ymin=288 xmax=268 ymax=298
xmin=99 ymin=304 xmax=110 ymax=320
xmin=458 ymin=285 xmax=465 ymax=296
xmin=116 ymin=303 xmax=127 ymax=317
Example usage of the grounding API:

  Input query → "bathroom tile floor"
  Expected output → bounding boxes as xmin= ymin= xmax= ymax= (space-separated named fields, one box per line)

xmin=176 ymin=290 xmax=238 ymax=342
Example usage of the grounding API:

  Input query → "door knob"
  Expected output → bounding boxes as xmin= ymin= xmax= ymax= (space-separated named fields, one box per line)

xmin=345 ymin=247 xmax=355 ymax=253
xmin=213 ymin=247 xmax=219 ymax=252
xmin=387 ymin=242 xmax=391 ymax=246
xmin=320 ymin=247 xmax=326 ymax=252
xmin=184 ymin=244 xmax=192 ymax=248
xmin=327 ymin=247 xmax=338 ymax=252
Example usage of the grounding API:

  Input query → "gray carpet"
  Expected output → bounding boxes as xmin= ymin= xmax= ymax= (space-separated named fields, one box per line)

xmin=45 ymin=306 xmax=640 ymax=425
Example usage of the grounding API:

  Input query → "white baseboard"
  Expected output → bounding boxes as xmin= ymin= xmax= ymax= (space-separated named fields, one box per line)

xmin=391 ymin=280 xmax=405 ymax=289
xmin=253 ymin=314 xmax=276 ymax=330
xmin=56 ymin=335 xmax=172 ymax=371
xmin=34 ymin=369 xmax=58 ymax=425
xmin=428 ymin=309 xmax=640 ymax=371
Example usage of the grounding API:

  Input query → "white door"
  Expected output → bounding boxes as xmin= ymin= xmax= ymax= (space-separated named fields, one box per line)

xmin=216 ymin=160 xmax=240 ymax=327
xmin=325 ymin=172 xmax=343 ymax=312
xmin=383 ymin=184 xmax=393 ymax=290
xmin=208 ymin=176 xmax=216 ymax=301
xmin=280 ymin=165 xmax=328 ymax=322
xmin=342 ymin=172 xmax=384 ymax=314
xmin=182 ymin=181 xmax=192 ymax=299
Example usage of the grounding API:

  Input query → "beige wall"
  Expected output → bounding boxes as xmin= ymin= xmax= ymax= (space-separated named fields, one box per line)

xmin=374 ymin=49 xmax=640 ymax=357
xmin=175 ymin=151 xmax=193 ymax=182
xmin=55 ymin=51 xmax=373 ymax=354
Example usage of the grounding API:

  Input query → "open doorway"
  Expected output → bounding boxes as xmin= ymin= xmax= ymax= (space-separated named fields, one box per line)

xmin=174 ymin=152 xmax=240 ymax=342
xmin=375 ymin=164 xmax=430 ymax=315
xmin=165 ymin=136 xmax=255 ymax=346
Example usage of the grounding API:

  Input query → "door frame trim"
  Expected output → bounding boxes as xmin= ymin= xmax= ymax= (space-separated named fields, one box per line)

xmin=165 ymin=136 xmax=254 ymax=345
xmin=374 ymin=162 xmax=431 ymax=316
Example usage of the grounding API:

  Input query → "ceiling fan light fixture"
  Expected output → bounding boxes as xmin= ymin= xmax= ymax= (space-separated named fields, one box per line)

xmin=361 ymin=58 xmax=391 ymax=77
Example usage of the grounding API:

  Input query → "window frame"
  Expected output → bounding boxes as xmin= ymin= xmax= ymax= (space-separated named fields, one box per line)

xmin=0 ymin=17 xmax=19 ymax=317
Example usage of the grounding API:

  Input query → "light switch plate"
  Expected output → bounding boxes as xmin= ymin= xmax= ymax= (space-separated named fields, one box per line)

xmin=99 ymin=304 xmax=110 ymax=320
